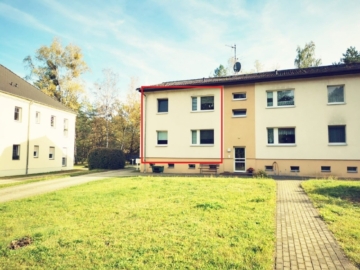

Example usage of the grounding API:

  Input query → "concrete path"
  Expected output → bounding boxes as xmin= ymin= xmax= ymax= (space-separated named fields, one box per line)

xmin=0 ymin=169 xmax=139 ymax=203
xmin=276 ymin=180 xmax=357 ymax=270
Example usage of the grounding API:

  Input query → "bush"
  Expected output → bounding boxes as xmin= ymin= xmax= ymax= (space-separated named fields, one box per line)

xmin=88 ymin=148 xmax=125 ymax=170
xmin=253 ymin=169 xmax=269 ymax=178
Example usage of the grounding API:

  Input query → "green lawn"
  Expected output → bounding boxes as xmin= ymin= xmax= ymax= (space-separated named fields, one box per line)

xmin=302 ymin=180 xmax=360 ymax=267
xmin=0 ymin=177 xmax=276 ymax=269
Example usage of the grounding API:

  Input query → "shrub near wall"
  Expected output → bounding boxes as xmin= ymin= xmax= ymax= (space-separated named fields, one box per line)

xmin=88 ymin=148 xmax=125 ymax=170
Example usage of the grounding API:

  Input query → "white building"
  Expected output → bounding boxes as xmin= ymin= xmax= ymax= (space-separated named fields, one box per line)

xmin=0 ymin=64 xmax=76 ymax=176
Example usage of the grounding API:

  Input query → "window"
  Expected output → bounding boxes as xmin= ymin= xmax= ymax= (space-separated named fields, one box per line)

xmin=34 ymin=145 xmax=39 ymax=158
xmin=168 ymin=164 xmax=174 ymax=168
xmin=157 ymin=131 xmax=168 ymax=145
xmin=51 ymin=116 xmax=56 ymax=127
xmin=328 ymin=126 xmax=346 ymax=144
xmin=328 ymin=85 xmax=344 ymax=104
xmin=158 ymin=99 xmax=168 ymax=113
xmin=267 ymin=90 xmax=294 ymax=107
xmin=64 ymin=119 xmax=69 ymax=136
xmin=49 ymin=147 xmax=55 ymax=160
xmin=12 ymin=145 xmax=20 ymax=160
xmin=233 ymin=93 xmax=246 ymax=100
xmin=62 ymin=147 xmax=67 ymax=167
xmin=14 ymin=107 xmax=22 ymax=121
xmin=290 ymin=166 xmax=300 ymax=172
xmin=191 ymin=130 xmax=214 ymax=145
xmin=192 ymin=96 xmax=214 ymax=111
xmin=188 ymin=164 xmax=196 ymax=169
xmin=265 ymin=165 xmax=273 ymax=171
xmin=36 ymin=111 xmax=40 ymax=124
xmin=232 ymin=109 xmax=247 ymax=117
xmin=267 ymin=128 xmax=295 ymax=145
xmin=347 ymin=167 xmax=357 ymax=173
xmin=321 ymin=166 xmax=331 ymax=172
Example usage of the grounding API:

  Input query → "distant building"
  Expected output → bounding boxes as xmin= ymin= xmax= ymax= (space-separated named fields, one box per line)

xmin=0 ymin=64 xmax=76 ymax=176
xmin=139 ymin=64 xmax=360 ymax=178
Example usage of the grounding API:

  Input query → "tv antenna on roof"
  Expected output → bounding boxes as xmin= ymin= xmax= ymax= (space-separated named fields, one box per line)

xmin=226 ymin=44 xmax=241 ymax=73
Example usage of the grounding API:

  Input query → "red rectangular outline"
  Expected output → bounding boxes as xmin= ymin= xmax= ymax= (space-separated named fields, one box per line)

xmin=140 ymin=85 xmax=223 ymax=164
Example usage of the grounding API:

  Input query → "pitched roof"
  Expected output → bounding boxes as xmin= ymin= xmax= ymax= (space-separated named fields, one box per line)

xmin=140 ymin=63 xmax=360 ymax=91
xmin=0 ymin=64 xmax=75 ymax=114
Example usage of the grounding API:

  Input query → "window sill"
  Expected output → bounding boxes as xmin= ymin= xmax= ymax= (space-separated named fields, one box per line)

xmin=266 ymin=106 xmax=295 ymax=109
xmin=327 ymin=102 xmax=346 ymax=106
xmin=190 ymin=144 xmax=214 ymax=147
xmin=290 ymin=171 xmax=300 ymax=173
xmin=191 ymin=110 xmax=214 ymax=113
xmin=156 ymin=145 xmax=168 ymax=147
xmin=267 ymin=144 xmax=296 ymax=147
xmin=156 ymin=112 xmax=168 ymax=115
xmin=328 ymin=143 xmax=347 ymax=146
xmin=232 ymin=115 xmax=246 ymax=118
xmin=232 ymin=98 xmax=247 ymax=101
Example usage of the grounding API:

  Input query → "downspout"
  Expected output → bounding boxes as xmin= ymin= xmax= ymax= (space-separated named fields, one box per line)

xmin=25 ymin=101 xmax=33 ymax=174
xmin=143 ymin=94 xmax=147 ymax=173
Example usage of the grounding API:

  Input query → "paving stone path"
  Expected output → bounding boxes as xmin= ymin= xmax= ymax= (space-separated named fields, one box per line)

xmin=276 ymin=180 xmax=357 ymax=270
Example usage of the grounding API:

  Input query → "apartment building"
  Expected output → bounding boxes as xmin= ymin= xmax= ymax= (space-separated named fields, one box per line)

xmin=0 ymin=64 xmax=76 ymax=176
xmin=139 ymin=64 xmax=360 ymax=178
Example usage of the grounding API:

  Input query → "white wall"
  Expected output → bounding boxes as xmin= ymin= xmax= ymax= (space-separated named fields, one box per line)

xmin=255 ymin=75 xmax=360 ymax=160
xmin=143 ymin=88 xmax=221 ymax=160
xmin=0 ymin=92 xmax=76 ymax=176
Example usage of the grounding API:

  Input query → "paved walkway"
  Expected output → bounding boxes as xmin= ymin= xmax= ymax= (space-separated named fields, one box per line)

xmin=276 ymin=180 xmax=357 ymax=270
xmin=0 ymin=169 xmax=140 ymax=203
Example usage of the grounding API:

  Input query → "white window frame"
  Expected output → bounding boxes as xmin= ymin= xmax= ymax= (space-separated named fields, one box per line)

xmin=347 ymin=166 xmax=357 ymax=173
xmin=191 ymin=96 xmax=214 ymax=112
xmin=14 ymin=107 xmax=22 ymax=122
xmin=327 ymin=85 xmax=345 ymax=105
xmin=12 ymin=144 xmax=20 ymax=160
xmin=321 ymin=166 xmax=331 ymax=172
xmin=36 ymin=111 xmax=41 ymax=124
xmin=267 ymin=127 xmax=296 ymax=146
xmin=157 ymin=131 xmax=168 ymax=146
xmin=328 ymin=125 xmax=346 ymax=145
xmin=51 ymin=115 xmax=56 ymax=128
xmin=191 ymin=129 xmax=214 ymax=146
xmin=62 ymin=147 xmax=67 ymax=167
xmin=232 ymin=109 xmax=247 ymax=118
xmin=290 ymin=166 xmax=300 ymax=172
xmin=266 ymin=89 xmax=295 ymax=108
xmin=64 ymin=119 xmax=69 ymax=136
xmin=49 ymin=147 xmax=55 ymax=160
xmin=34 ymin=145 xmax=39 ymax=158
xmin=232 ymin=92 xmax=247 ymax=100
xmin=157 ymin=99 xmax=168 ymax=113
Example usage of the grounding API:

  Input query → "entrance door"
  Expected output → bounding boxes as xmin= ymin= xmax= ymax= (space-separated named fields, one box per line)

xmin=234 ymin=147 xmax=245 ymax=172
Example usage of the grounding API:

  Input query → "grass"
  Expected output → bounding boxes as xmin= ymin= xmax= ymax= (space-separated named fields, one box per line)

xmin=0 ymin=177 xmax=276 ymax=269
xmin=0 ymin=169 xmax=105 ymax=189
xmin=302 ymin=180 xmax=360 ymax=267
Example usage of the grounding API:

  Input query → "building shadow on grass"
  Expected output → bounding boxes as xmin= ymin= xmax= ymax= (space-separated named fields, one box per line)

xmin=311 ymin=185 xmax=360 ymax=204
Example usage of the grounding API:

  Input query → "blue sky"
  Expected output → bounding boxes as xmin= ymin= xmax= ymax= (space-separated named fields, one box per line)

xmin=1 ymin=0 xmax=360 ymax=97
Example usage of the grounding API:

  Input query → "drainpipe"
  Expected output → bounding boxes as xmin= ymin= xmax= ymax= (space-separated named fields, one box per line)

xmin=25 ymin=101 xmax=33 ymax=174
xmin=143 ymin=94 xmax=147 ymax=173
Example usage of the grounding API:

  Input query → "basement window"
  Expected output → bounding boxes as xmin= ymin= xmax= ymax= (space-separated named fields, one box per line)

xmin=168 ymin=164 xmax=174 ymax=169
xmin=188 ymin=164 xmax=196 ymax=169
xmin=265 ymin=165 xmax=273 ymax=171
xmin=347 ymin=167 xmax=357 ymax=173
xmin=321 ymin=166 xmax=331 ymax=172
xmin=290 ymin=166 xmax=300 ymax=172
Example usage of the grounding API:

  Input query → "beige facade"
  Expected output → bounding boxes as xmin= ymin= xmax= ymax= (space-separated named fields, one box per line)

xmin=140 ymin=64 xmax=360 ymax=178
xmin=254 ymin=75 xmax=360 ymax=178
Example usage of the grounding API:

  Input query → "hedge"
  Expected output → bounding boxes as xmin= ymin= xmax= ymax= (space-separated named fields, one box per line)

xmin=88 ymin=148 xmax=125 ymax=170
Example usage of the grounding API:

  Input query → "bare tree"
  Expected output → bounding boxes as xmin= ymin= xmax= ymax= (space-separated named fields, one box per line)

xmin=93 ymin=69 xmax=121 ymax=148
